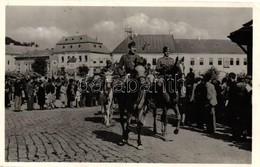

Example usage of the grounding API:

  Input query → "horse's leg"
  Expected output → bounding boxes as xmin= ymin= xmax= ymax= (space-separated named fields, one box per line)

xmin=108 ymin=90 xmax=114 ymax=125
xmin=118 ymin=95 xmax=127 ymax=144
xmin=173 ymin=104 xmax=181 ymax=134
xmin=125 ymin=111 xmax=132 ymax=142
xmin=137 ymin=122 xmax=144 ymax=149
xmin=105 ymin=104 xmax=110 ymax=126
xmin=161 ymin=107 xmax=167 ymax=136
xmin=153 ymin=107 xmax=157 ymax=134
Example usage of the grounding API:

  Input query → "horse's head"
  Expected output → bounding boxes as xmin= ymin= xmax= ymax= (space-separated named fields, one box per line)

xmin=134 ymin=57 xmax=147 ymax=84
xmin=172 ymin=56 xmax=185 ymax=79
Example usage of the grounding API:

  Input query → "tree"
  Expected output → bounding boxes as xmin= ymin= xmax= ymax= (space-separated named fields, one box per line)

xmin=77 ymin=65 xmax=89 ymax=77
xmin=31 ymin=58 xmax=48 ymax=76
xmin=204 ymin=66 xmax=220 ymax=80
xmin=58 ymin=67 xmax=66 ymax=76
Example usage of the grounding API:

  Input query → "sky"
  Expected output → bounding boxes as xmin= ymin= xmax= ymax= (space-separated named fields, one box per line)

xmin=6 ymin=6 xmax=252 ymax=51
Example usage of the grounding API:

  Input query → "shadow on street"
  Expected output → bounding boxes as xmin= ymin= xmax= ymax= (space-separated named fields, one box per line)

xmin=181 ymin=125 xmax=252 ymax=152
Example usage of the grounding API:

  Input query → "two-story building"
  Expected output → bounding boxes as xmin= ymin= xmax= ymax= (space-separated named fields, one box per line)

xmin=5 ymin=44 xmax=39 ymax=72
xmin=52 ymin=34 xmax=111 ymax=74
xmin=14 ymin=49 xmax=53 ymax=73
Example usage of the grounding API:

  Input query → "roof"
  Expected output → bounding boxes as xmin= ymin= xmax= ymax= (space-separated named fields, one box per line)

xmin=228 ymin=20 xmax=252 ymax=45
xmin=174 ymin=39 xmax=244 ymax=54
xmin=15 ymin=49 xmax=53 ymax=60
xmin=57 ymin=34 xmax=101 ymax=45
xmin=112 ymin=34 xmax=244 ymax=54
xmin=54 ymin=34 xmax=111 ymax=54
xmin=113 ymin=34 xmax=176 ymax=53
xmin=6 ymin=45 xmax=39 ymax=55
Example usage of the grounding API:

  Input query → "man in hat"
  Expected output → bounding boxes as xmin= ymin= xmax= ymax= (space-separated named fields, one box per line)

xmin=155 ymin=46 xmax=176 ymax=101
xmin=156 ymin=46 xmax=175 ymax=76
xmin=117 ymin=41 xmax=141 ymax=77
xmin=155 ymin=46 xmax=181 ymax=138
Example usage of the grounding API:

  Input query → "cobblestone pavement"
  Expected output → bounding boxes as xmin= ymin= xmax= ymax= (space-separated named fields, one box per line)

xmin=5 ymin=105 xmax=251 ymax=163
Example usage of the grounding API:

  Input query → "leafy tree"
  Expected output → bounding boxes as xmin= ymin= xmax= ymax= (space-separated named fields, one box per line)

xmin=6 ymin=37 xmax=39 ymax=47
xmin=204 ymin=66 xmax=219 ymax=80
xmin=77 ymin=65 xmax=89 ymax=77
xmin=31 ymin=58 xmax=48 ymax=76
xmin=58 ymin=67 xmax=66 ymax=76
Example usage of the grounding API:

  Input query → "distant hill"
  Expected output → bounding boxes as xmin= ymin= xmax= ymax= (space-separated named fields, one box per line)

xmin=6 ymin=37 xmax=39 ymax=47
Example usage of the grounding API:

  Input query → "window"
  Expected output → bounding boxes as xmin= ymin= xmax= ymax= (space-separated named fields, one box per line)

xmin=230 ymin=58 xmax=234 ymax=66
xmin=218 ymin=58 xmax=222 ymax=65
xmin=80 ymin=37 xmax=82 ymax=40
xmin=94 ymin=44 xmax=96 ymax=47
xmin=78 ymin=45 xmax=81 ymax=48
xmin=236 ymin=58 xmax=240 ymax=65
xmin=199 ymin=58 xmax=204 ymax=65
xmin=99 ymin=45 xmax=102 ymax=48
xmin=61 ymin=56 xmax=64 ymax=63
xmin=63 ymin=46 xmax=65 ymax=49
xmin=190 ymin=58 xmax=195 ymax=65
xmin=85 ymin=55 xmax=88 ymax=62
xmin=68 ymin=56 xmax=70 ymax=60
xmin=93 ymin=61 xmax=96 ymax=64
xmin=152 ymin=58 xmax=157 ymax=65
xmin=72 ymin=38 xmax=74 ymax=40
xmin=209 ymin=58 xmax=213 ymax=65
xmin=72 ymin=56 xmax=75 ymax=59
xmin=244 ymin=58 xmax=247 ymax=65
xmin=79 ymin=56 xmax=82 ymax=62
xmin=100 ymin=61 xmax=103 ymax=64
xmin=7 ymin=60 xmax=10 ymax=65
xmin=65 ymin=38 xmax=68 ymax=41
xmin=70 ymin=45 xmax=73 ymax=48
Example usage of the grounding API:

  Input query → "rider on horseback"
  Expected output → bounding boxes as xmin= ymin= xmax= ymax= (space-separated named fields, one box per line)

xmin=116 ymin=41 xmax=144 ymax=146
xmin=117 ymin=41 xmax=141 ymax=79
xmin=155 ymin=46 xmax=182 ymax=139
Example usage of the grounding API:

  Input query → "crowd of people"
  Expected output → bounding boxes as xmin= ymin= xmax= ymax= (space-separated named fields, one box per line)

xmin=5 ymin=75 xmax=103 ymax=112
xmin=181 ymin=69 xmax=252 ymax=141
xmin=5 ymin=43 xmax=252 ymax=142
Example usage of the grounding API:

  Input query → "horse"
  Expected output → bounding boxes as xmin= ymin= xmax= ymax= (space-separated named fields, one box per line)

xmin=99 ymin=71 xmax=117 ymax=126
xmin=115 ymin=57 xmax=148 ymax=149
xmin=147 ymin=56 xmax=185 ymax=141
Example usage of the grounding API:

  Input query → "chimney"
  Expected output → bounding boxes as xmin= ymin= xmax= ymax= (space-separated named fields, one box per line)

xmin=197 ymin=35 xmax=201 ymax=41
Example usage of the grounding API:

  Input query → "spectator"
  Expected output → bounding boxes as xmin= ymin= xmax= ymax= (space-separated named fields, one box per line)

xmin=46 ymin=79 xmax=56 ymax=109
xmin=5 ymin=79 xmax=12 ymax=108
xmin=37 ymin=80 xmax=45 ymax=110
xmin=60 ymin=82 xmax=67 ymax=108
xmin=204 ymin=73 xmax=218 ymax=133
xmin=13 ymin=77 xmax=23 ymax=112
xmin=26 ymin=78 xmax=35 ymax=111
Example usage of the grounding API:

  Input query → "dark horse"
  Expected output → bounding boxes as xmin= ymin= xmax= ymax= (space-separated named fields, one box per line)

xmin=115 ymin=57 xmax=148 ymax=150
xmin=147 ymin=56 xmax=185 ymax=141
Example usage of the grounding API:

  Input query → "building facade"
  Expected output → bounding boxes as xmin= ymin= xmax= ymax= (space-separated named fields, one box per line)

xmin=112 ymin=35 xmax=246 ymax=78
xmin=52 ymin=34 xmax=111 ymax=75
xmin=14 ymin=49 xmax=53 ymax=73
xmin=5 ymin=44 xmax=39 ymax=72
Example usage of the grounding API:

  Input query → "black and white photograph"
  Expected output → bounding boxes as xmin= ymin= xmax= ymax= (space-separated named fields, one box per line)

xmin=3 ymin=1 xmax=256 ymax=165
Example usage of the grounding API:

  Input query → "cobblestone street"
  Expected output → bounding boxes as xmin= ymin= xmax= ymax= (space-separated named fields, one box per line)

xmin=5 ymin=106 xmax=251 ymax=163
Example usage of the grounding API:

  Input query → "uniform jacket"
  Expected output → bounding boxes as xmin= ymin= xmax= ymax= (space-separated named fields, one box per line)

xmin=117 ymin=53 xmax=140 ymax=76
xmin=156 ymin=56 xmax=175 ymax=75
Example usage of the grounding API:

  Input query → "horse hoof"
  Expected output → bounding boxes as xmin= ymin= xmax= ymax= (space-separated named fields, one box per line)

xmin=163 ymin=136 xmax=170 ymax=142
xmin=174 ymin=129 xmax=179 ymax=134
xmin=118 ymin=139 xmax=127 ymax=146
xmin=137 ymin=144 xmax=144 ymax=150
